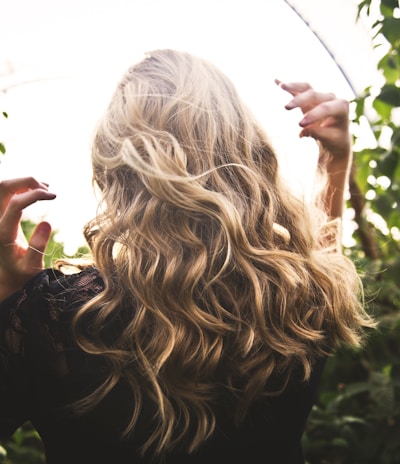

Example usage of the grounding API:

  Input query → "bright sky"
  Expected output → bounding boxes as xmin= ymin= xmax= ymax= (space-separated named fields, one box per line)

xmin=0 ymin=0 xmax=377 ymax=253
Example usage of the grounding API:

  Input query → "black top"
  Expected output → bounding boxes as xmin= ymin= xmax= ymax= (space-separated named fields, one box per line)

xmin=0 ymin=267 xmax=326 ymax=464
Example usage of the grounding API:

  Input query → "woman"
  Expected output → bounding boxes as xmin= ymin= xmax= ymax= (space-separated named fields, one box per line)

xmin=0 ymin=49 xmax=374 ymax=463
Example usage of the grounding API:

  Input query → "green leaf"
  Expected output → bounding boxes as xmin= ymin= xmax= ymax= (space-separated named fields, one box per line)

xmin=1 ymin=112 xmax=7 ymax=118
xmin=12 ymin=428 xmax=24 ymax=447
xmin=380 ymin=18 xmax=400 ymax=46
xmin=0 ymin=143 xmax=5 ymax=155
xmin=373 ymin=99 xmax=393 ymax=120
xmin=381 ymin=3 xmax=397 ymax=17
xmin=387 ymin=210 xmax=400 ymax=228
xmin=392 ymin=126 xmax=400 ymax=145
xmin=382 ymin=364 xmax=392 ymax=379
xmin=381 ymin=0 xmax=399 ymax=11
xmin=377 ymin=149 xmax=399 ymax=178
xmin=354 ymin=162 xmax=371 ymax=192
xmin=377 ymin=84 xmax=400 ymax=107
xmin=353 ymin=96 xmax=366 ymax=120
xmin=393 ymin=154 xmax=400 ymax=184
xmin=378 ymin=53 xmax=400 ymax=84
xmin=357 ymin=0 xmax=372 ymax=18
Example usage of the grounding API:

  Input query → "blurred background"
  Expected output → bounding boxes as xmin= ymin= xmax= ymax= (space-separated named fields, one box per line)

xmin=0 ymin=0 xmax=379 ymax=253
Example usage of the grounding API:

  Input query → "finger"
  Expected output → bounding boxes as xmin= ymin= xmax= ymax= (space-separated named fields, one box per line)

xmin=0 ymin=177 xmax=51 ymax=215
xmin=0 ymin=177 xmax=48 ymax=192
xmin=275 ymin=79 xmax=312 ymax=97
xmin=299 ymin=122 xmax=351 ymax=158
xmin=0 ymin=189 xmax=56 ymax=244
xmin=299 ymin=99 xmax=349 ymax=129
xmin=285 ymin=90 xmax=337 ymax=114
xmin=25 ymin=221 xmax=52 ymax=271
xmin=300 ymin=125 xmax=341 ymax=141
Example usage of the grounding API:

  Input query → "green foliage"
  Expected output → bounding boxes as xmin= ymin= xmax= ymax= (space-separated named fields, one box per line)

xmin=303 ymin=1 xmax=400 ymax=462
xmin=20 ymin=220 xmax=90 ymax=268
xmin=0 ymin=424 xmax=45 ymax=464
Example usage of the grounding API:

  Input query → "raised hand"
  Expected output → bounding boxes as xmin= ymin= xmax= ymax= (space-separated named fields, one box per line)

xmin=275 ymin=80 xmax=352 ymax=219
xmin=275 ymin=80 xmax=351 ymax=162
xmin=0 ymin=177 xmax=56 ymax=300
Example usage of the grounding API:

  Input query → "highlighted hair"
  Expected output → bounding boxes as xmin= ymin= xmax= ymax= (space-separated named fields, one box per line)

xmin=70 ymin=49 xmax=374 ymax=456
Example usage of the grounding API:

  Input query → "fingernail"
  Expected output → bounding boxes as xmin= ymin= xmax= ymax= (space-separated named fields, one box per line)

xmin=37 ymin=222 xmax=51 ymax=235
xmin=285 ymin=102 xmax=295 ymax=110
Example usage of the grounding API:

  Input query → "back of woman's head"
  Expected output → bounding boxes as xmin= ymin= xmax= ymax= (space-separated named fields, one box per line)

xmin=76 ymin=49 xmax=373 ymax=457
xmin=91 ymin=48 xmax=282 ymax=224
xmin=89 ymin=49 xmax=307 ymax=282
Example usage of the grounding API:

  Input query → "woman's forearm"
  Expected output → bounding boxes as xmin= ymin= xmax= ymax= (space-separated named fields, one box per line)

xmin=321 ymin=149 xmax=352 ymax=219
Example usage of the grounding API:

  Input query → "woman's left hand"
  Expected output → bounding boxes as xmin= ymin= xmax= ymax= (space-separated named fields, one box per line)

xmin=275 ymin=79 xmax=351 ymax=162
xmin=0 ymin=177 xmax=56 ymax=300
xmin=276 ymin=80 xmax=353 ymax=219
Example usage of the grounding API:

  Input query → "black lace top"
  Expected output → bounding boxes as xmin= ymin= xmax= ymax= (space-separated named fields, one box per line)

xmin=0 ymin=267 xmax=326 ymax=464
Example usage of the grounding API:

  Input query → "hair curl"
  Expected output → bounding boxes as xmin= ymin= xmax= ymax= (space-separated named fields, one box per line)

xmin=69 ymin=49 xmax=374 ymax=456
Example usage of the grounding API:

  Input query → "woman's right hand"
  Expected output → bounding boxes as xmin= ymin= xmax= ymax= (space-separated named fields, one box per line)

xmin=0 ymin=177 xmax=56 ymax=300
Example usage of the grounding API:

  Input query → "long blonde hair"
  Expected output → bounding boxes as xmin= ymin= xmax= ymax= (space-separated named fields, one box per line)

xmin=70 ymin=49 xmax=373 ymax=456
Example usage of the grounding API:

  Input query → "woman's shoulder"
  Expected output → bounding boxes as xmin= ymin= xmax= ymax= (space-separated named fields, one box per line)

xmin=2 ymin=265 xmax=102 ymax=301
xmin=45 ymin=264 xmax=104 ymax=296
xmin=0 ymin=266 xmax=105 ymax=363
xmin=0 ymin=266 xmax=104 ymax=335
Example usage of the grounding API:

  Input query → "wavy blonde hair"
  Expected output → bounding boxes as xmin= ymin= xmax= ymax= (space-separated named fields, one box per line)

xmin=70 ymin=49 xmax=374 ymax=456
